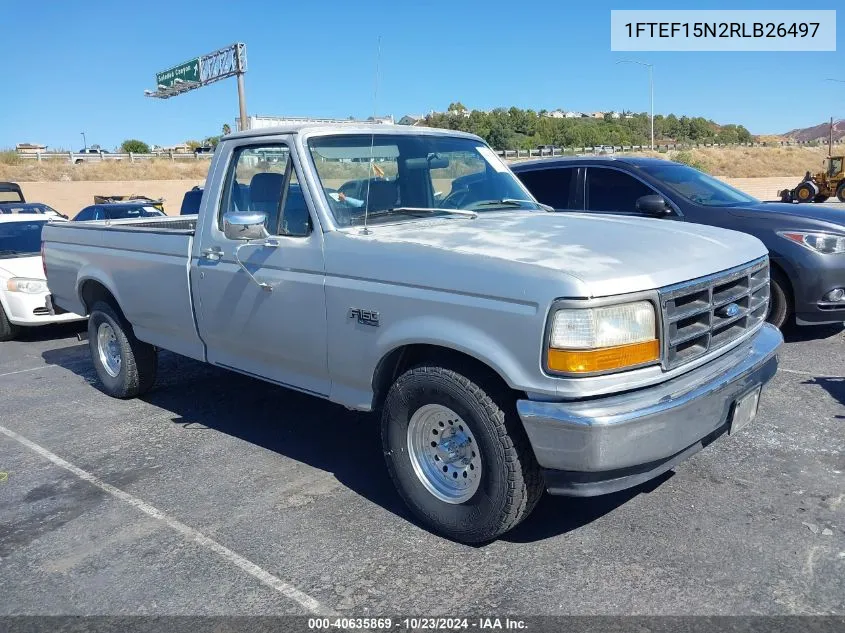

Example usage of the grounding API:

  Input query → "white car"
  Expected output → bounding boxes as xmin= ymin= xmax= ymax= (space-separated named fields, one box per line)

xmin=0 ymin=215 xmax=85 ymax=340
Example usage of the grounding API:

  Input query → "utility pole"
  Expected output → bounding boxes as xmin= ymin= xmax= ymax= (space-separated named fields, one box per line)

xmin=618 ymin=60 xmax=654 ymax=150
xmin=80 ymin=131 xmax=87 ymax=151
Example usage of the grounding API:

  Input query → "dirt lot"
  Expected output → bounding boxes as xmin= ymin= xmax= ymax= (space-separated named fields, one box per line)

xmin=0 ymin=323 xmax=843 ymax=622
xmin=17 ymin=181 xmax=205 ymax=216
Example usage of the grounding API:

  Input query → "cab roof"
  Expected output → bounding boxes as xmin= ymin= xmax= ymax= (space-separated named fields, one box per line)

xmin=224 ymin=123 xmax=482 ymax=142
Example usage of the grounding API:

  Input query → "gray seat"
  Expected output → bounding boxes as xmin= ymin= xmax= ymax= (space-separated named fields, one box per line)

xmin=282 ymin=185 xmax=311 ymax=236
xmin=249 ymin=172 xmax=284 ymax=230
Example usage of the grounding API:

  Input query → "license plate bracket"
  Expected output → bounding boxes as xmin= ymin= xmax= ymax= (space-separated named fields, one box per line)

xmin=730 ymin=386 xmax=761 ymax=434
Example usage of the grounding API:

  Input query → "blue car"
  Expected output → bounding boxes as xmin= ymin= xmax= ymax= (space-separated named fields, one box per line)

xmin=72 ymin=203 xmax=166 ymax=222
xmin=513 ymin=156 xmax=845 ymax=329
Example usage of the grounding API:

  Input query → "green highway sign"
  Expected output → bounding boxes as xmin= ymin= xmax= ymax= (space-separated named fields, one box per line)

xmin=156 ymin=58 xmax=200 ymax=88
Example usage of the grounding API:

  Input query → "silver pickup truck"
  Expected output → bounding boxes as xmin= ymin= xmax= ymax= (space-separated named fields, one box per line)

xmin=43 ymin=124 xmax=782 ymax=542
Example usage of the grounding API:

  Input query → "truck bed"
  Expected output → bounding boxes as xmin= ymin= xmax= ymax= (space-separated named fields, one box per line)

xmin=42 ymin=214 xmax=205 ymax=361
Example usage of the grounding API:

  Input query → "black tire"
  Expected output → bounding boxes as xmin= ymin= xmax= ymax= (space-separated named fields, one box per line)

xmin=0 ymin=304 xmax=21 ymax=342
xmin=767 ymin=269 xmax=792 ymax=329
xmin=794 ymin=182 xmax=816 ymax=203
xmin=381 ymin=365 xmax=543 ymax=543
xmin=87 ymin=300 xmax=157 ymax=398
xmin=814 ymin=194 xmax=830 ymax=203
xmin=836 ymin=183 xmax=845 ymax=203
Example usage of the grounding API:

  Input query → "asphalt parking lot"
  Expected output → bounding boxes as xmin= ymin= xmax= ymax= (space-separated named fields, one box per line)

xmin=1 ymin=323 xmax=843 ymax=616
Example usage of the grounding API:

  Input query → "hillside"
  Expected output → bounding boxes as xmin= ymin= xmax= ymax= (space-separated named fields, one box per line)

xmin=783 ymin=119 xmax=845 ymax=143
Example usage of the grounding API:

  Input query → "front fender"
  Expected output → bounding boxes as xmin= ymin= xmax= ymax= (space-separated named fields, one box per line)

xmin=373 ymin=315 xmax=527 ymax=388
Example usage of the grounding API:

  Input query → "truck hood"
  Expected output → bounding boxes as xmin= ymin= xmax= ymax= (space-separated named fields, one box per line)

xmin=730 ymin=202 xmax=845 ymax=226
xmin=0 ymin=255 xmax=43 ymax=280
xmin=360 ymin=212 xmax=767 ymax=296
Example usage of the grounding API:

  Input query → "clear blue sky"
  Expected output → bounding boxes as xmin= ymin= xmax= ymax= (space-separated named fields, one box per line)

xmin=3 ymin=0 xmax=843 ymax=150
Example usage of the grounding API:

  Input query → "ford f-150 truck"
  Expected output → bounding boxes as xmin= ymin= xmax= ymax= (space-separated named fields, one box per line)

xmin=43 ymin=124 xmax=782 ymax=542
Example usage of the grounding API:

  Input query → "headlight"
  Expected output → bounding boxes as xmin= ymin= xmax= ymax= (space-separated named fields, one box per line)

xmin=6 ymin=278 xmax=48 ymax=294
xmin=547 ymin=300 xmax=659 ymax=374
xmin=778 ymin=231 xmax=845 ymax=254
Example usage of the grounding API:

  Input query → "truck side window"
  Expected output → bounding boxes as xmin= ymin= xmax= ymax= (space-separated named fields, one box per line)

xmin=516 ymin=168 xmax=575 ymax=209
xmin=585 ymin=168 xmax=654 ymax=213
xmin=220 ymin=145 xmax=290 ymax=232
xmin=220 ymin=144 xmax=312 ymax=237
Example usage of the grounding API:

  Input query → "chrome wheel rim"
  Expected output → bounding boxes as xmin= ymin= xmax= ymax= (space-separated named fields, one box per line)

xmin=97 ymin=322 xmax=121 ymax=378
xmin=407 ymin=404 xmax=482 ymax=504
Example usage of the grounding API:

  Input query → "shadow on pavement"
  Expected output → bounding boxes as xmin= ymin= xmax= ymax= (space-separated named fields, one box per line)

xmin=14 ymin=320 xmax=87 ymax=343
xmin=40 ymin=347 xmax=647 ymax=543
xmin=803 ymin=376 xmax=845 ymax=412
xmin=782 ymin=322 xmax=843 ymax=343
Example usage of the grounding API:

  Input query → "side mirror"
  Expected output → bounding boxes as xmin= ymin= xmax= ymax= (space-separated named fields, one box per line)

xmin=635 ymin=194 xmax=671 ymax=216
xmin=223 ymin=211 xmax=269 ymax=241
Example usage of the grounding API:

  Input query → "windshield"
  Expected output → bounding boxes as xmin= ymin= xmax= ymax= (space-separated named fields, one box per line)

xmin=0 ymin=220 xmax=47 ymax=255
xmin=308 ymin=134 xmax=541 ymax=226
xmin=646 ymin=163 xmax=758 ymax=207
xmin=106 ymin=205 xmax=164 ymax=219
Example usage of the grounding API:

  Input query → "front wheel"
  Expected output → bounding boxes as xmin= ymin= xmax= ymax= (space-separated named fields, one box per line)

xmin=88 ymin=301 xmax=157 ymax=398
xmin=0 ymin=304 xmax=21 ymax=341
xmin=794 ymin=182 xmax=816 ymax=203
xmin=767 ymin=270 xmax=792 ymax=329
xmin=381 ymin=366 xmax=542 ymax=543
xmin=836 ymin=183 xmax=845 ymax=203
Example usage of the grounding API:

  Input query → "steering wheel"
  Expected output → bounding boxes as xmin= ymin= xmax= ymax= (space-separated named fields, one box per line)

xmin=439 ymin=187 xmax=471 ymax=209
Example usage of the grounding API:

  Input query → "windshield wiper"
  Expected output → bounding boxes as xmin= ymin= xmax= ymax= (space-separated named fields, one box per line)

xmin=471 ymin=199 xmax=554 ymax=212
xmin=350 ymin=207 xmax=477 ymax=223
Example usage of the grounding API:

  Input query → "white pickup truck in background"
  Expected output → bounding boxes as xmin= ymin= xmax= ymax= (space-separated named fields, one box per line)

xmin=42 ymin=123 xmax=781 ymax=542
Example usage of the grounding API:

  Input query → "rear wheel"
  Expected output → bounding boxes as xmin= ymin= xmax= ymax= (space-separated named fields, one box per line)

xmin=767 ymin=269 xmax=792 ymax=329
xmin=381 ymin=365 xmax=543 ymax=543
xmin=88 ymin=301 xmax=157 ymax=398
xmin=794 ymin=182 xmax=816 ymax=203
xmin=836 ymin=183 xmax=845 ymax=203
xmin=0 ymin=304 xmax=21 ymax=342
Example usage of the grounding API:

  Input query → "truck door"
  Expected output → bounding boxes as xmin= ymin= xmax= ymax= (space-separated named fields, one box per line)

xmin=192 ymin=139 xmax=329 ymax=396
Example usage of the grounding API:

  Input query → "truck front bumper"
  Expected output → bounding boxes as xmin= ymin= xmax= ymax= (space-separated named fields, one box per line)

xmin=516 ymin=323 xmax=782 ymax=497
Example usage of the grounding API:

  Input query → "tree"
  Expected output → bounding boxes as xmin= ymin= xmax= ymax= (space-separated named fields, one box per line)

xmin=222 ymin=123 xmax=232 ymax=136
xmin=185 ymin=140 xmax=202 ymax=151
xmin=120 ymin=139 xmax=150 ymax=154
xmin=203 ymin=135 xmax=222 ymax=148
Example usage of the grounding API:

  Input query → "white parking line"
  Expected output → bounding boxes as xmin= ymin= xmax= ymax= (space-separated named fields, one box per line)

xmin=779 ymin=367 xmax=839 ymax=378
xmin=0 ymin=365 xmax=57 ymax=378
xmin=0 ymin=423 xmax=332 ymax=616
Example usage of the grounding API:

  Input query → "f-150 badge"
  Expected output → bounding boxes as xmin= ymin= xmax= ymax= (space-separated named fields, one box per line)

xmin=348 ymin=308 xmax=380 ymax=327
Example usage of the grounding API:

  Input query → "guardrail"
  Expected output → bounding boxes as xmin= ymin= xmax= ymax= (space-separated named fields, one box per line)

xmin=16 ymin=151 xmax=214 ymax=163
xmin=497 ymin=139 xmax=845 ymax=159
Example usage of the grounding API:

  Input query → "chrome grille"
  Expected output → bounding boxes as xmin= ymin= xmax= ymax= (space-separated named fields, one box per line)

xmin=660 ymin=257 xmax=769 ymax=370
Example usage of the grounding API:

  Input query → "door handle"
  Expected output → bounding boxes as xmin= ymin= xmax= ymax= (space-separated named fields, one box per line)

xmin=200 ymin=247 xmax=222 ymax=261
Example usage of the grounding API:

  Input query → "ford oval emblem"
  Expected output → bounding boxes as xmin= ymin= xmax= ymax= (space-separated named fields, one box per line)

xmin=717 ymin=303 xmax=741 ymax=318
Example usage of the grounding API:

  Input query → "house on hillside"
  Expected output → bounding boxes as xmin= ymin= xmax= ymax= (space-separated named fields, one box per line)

xmin=564 ymin=111 xmax=582 ymax=118
xmin=15 ymin=143 xmax=47 ymax=154
xmin=545 ymin=110 xmax=565 ymax=119
xmin=591 ymin=112 xmax=605 ymax=119
xmin=398 ymin=114 xmax=425 ymax=125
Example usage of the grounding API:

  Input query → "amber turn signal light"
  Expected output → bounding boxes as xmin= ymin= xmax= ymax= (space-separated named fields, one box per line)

xmin=547 ymin=339 xmax=660 ymax=374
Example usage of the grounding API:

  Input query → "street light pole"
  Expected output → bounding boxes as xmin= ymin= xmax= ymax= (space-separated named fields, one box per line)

xmin=617 ymin=60 xmax=654 ymax=150
xmin=80 ymin=131 xmax=87 ymax=151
